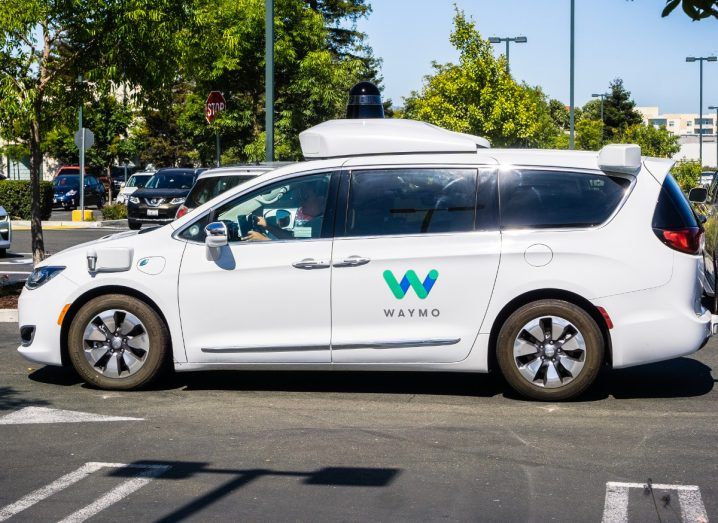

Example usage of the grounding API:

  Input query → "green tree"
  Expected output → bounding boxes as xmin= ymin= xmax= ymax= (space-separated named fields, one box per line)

xmin=140 ymin=0 xmax=376 ymax=166
xmin=671 ymin=160 xmax=702 ymax=192
xmin=615 ymin=124 xmax=680 ymax=158
xmin=44 ymin=91 xmax=138 ymax=199
xmin=575 ymin=119 xmax=604 ymax=151
xmin=661 ymin=0 xmax=718 ymax=20
xmin=403 ymin=10 xmax=561 ymax=148
xmin=0 ymin=0 xmax=190 ymax=262
xmin=548 ymin=99 xmax=570 ymax=131
xmin=603 ymin=78 xmax=643 ymax=139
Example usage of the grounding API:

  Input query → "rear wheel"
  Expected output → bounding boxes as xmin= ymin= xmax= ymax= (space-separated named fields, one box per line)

xmin=128 ymin=220 xmax=141 ymax=230
xmin=0 ymin=248 xmax=5 ymax=258
xmin=496 ymin=299 xmax=603 ymax=401
xmin=67 ymin=294 xmax=169 ymax=390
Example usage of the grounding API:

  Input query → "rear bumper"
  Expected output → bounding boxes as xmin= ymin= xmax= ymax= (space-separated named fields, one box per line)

xmin=594 ymin=253 xmax=711 ymax=368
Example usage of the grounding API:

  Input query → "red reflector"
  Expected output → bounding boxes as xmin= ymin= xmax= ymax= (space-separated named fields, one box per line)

xmin=653 ymin=227 xmax=702 ymax=255
xmin=175 ymin=205 xmax=189 ymax=219
xmin=597 ymin=306 xmax=613 ymax=330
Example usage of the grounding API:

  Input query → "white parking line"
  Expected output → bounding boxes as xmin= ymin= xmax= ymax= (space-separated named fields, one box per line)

xmin=57 ymin=465 xmax=170 ymax=523
xmin=602 ymin=481 xmax=708 ymax=523
xmin=0 ymin=462 xmax=108 ymax=521
xmin=0 ymin=462 xmax=170 ymax=522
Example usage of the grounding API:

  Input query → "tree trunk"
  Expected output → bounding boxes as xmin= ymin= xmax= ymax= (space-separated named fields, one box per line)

xmin=29 ymin=103 xmax=45 ymax=265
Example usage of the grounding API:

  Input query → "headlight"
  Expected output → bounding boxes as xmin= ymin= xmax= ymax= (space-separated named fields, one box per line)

xmin=129 ymin=196 xmax=140 ymax=204
xmin=25 ymin=266 xmax=65 ymax=290
xmin=170 ymin=197 xmax=185 ymax=205
xmin=66 ymin=189 xmax=77 ymax=196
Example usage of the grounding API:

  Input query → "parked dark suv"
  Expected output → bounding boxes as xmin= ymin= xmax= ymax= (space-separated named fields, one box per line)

xmin=127 ymin=168 xmax=203 ymax=230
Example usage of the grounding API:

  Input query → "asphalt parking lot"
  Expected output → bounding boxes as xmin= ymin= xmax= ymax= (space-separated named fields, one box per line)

xmin=0 ymin=319 xmax=716 ymax=522
xmin=1 ymin=228 xmax=717 ymax=521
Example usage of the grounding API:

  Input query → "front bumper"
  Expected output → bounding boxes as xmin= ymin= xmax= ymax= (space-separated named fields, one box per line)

xmin=17 ymin=275 xmax=77 ymax=366
xmin=53 ymin=194 xmax=78 ymax=207
xmin=128 ymin=202 xmax=180 ymax=223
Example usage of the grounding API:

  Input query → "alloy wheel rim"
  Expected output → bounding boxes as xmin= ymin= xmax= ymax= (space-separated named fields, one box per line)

xmin=512 ymin=315 xmax=586 ymax=389
xmin=82 ymin=309 xmax=149 ymax=379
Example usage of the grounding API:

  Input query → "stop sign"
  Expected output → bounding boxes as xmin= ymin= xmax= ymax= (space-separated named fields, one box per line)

xmin=205 ymin=91 xmax=226 ymax=123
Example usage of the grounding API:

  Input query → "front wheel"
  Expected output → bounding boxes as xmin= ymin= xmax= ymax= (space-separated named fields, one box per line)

xmin=496 ymin=299 xmax=604 ymax=401
xmin=128 ymin=220 xmax=141 ymax=230
xmin=67 ymin=294 xmax=169 ymax=390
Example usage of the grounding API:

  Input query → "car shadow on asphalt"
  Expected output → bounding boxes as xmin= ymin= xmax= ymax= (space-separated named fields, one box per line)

xmin=27 ymin=357 xmax=715 ymax=401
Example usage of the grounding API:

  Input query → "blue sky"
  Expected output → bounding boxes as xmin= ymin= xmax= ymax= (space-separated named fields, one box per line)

xmin=356 ymin=1 xmax=718 ymax=113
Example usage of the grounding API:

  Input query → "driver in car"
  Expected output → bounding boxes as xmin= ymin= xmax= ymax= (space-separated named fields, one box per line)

xmin=242 ymin=180 xmax=327 ymax=241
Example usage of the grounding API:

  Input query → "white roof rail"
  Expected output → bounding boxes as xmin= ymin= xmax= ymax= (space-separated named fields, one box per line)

xmin=299 ymin=119 xmax=490 ymax=159
xmin=597 ymin=144 xmax=642 ymax=175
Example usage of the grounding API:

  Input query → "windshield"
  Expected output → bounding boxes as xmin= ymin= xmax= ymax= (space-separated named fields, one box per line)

xmin=145 ymin=172 xmax=196 ymax=190
xmin=126 ymin=174 xmax=152 ymax=188
xmin=53 ymin=176 xmax=80 ymax=189
xmin=185 ymin=175 xmax=256 ymax=208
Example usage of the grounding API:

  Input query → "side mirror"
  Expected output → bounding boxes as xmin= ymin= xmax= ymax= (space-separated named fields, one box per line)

xmin=204 ymin=222 xmax=228 ymax=248
xmin=275 ymin=209 xmax=291 ymax=228
xmin=689 ymin=187 xmax=708 ymax=203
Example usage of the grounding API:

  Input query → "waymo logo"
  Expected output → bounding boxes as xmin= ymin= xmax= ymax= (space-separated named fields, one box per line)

xmin=383 ymin=270 xmax=439 ymax=300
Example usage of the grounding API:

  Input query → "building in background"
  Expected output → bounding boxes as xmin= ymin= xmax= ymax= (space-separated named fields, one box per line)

xmin=638 ymin=106 xmax=717 ymax=166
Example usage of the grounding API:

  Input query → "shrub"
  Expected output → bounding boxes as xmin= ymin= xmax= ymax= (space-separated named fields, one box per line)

xmin=671 ymin=160 xmax=702 ymax=193
xmin=101 ymin=203 xmax=127 ymax=220
xmin=0 ymin=180 xmax=53 ymax=220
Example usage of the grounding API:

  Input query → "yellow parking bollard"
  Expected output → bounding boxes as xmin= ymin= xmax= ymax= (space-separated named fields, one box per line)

xmin=71 ymin=210 xmax=94 ymax=222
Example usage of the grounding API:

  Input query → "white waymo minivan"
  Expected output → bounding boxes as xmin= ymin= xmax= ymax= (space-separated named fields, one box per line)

xmin=17 ymin=119 xmax=713 ymax=400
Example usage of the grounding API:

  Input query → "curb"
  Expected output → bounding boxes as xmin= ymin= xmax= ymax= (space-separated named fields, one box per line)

xmin=0 ymin=309 xmax=18 ymax=323
xmin=11 ymin=220 xmax=128 ymax=230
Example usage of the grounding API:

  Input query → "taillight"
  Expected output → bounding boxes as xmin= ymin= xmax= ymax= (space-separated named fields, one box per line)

xmin=653 ymin=227 xmax=702 ymax=255
xmin=175 ymin=205 xmax=189 ymax=219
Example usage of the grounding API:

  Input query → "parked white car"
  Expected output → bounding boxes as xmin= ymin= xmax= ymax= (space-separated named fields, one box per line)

xmin=16 ymin=119 xmax=714 ymax=400
xmin=175 ymin=164 xmax=276 ymax=219
xmin=115 ymin=171 xmax=155 ymax=205
xmin=0 ymin=206 xmax=11 ymax=256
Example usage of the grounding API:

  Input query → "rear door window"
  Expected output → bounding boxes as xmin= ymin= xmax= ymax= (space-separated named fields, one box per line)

xmin=500 ymin=169 xmax=630 ymax=229
xmin=344 ymin=168 xmax=491 ymax=237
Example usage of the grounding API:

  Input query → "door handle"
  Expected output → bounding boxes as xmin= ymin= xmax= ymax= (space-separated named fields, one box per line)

xmin=333 ymin=255 xmax=371 ymax=268
xmin=292 ymin=258 xmax=330 ymax=270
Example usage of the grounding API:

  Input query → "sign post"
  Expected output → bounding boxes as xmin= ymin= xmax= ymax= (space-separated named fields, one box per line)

xmin=74 ymin=128 xmax=94 ymax=220
xmin=205 ymin=91 xmax=226 ymax=167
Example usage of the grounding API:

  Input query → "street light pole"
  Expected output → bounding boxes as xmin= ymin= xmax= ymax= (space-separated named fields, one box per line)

xmin=686 ymin=55 xmax=717 ymax=166
xmin=591 ymin=93 xmax=609 ymax=122
xmin=569 ymin=0 xmax=575 ymax=150
xmin=265 ymin=0 xmax=274 ymax=162
xmin=709 ymin=105 xmax=718 ymax=167
xmin=488 ymin=36 xmax=527 ymax=74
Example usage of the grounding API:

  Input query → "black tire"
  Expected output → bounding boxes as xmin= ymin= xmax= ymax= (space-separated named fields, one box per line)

xmin=97 ymin=195 xmax=105 ymax=209
xmin=0 ymin=248 xmax=5 ymax=258
xmin=128 ymin=220 xmax=141 ymax=230
xmin=67 ymin=294 xmax=169 ymax=390
xmin=496 ymin=299 xmax=604 ymax=401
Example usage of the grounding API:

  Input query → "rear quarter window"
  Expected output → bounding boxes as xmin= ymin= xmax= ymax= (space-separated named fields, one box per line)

xmin=652 ymin=174 xmax=699 ymax=229
xmin=500 ymin=169 xmax=630 ymax=229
